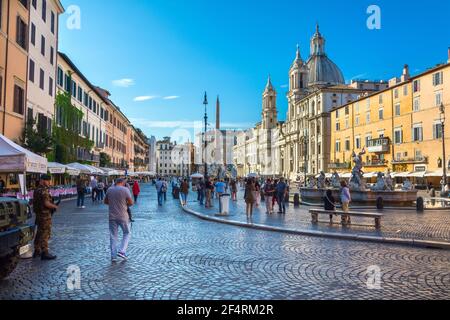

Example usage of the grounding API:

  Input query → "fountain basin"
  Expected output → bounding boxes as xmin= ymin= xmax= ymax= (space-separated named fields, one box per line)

xmin=300 ymin=188 xmax=419 ymax=207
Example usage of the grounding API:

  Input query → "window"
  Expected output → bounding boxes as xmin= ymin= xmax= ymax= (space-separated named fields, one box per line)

xmin=335 ymin=141 xmax=341 ymax=152
xmin=435 ymin=92 xmax=442 ymax=106
xmin=64 ymin=74 xmax=70 ymax=91
xmin=433 ymin=72 xmax=443 ymax=86
xmin=433 ymin=123 xmax=443 ymax=139
xmin=345 ymin=139 xmax=351 ymax=151
xmin=378 ymin=94 xmax=383 ymax=104
xmin=355 ymin=137 xmax=361 ymax=149
xmin=71 ymin=81 xmax=76 ymax=98
xmin=413 ymin=97 xmax=420 ymax=112
xmin=51 ymin=11 xmax=55 ymax=34
xmin=39 ymin=69 xmax=44 ymax=90
xmin=395 ymin=104 xmax=401 ymax=116
xmin=78 ymin=87 xmax=83 ymax=102
xmin=57 ymin=67 xmax=63 ymax=86
xmin=49 ymin=77 xmax=53 ymax=96
xmin=13 ymin=85 xmax=25 ymax=115
xmin=366 ymin=112 xmax=370 ymax=123
xmin=42 ymin=0 xmax=47 ymax=22
xmin=413 ymin=125 xmax=423 ymax=142
xmin=355 ymin=102 xmax=360 ymax=114
xmin=413 ymin=80 xmax=420 ymax=93
xmin=31 ymin=23 xmax=36 ymax=45
xmin=50 ymin=47 xmax=54 ymax=65
xmin=394 ymin=89 xmax=399 ymax=99
xmin=394 ymin=128 xmax=403 ymax=144
xmin=345 ymin=118 xmax=349 ymax=129
xmin=16 ymin=17 xmax=27 ymax=50
xmin=365 ymin=135 xmax=372 ymax=148
xmin=29 ymin=59 xmax=35 ymax=82
xmin=336 ymin=109 xmax=339 ymax=118
xmin=366 ymin=99 xmax=370 ymax=110
xmin=41 ymin=36 xmax=45 ymax=56
xmin=378 ymin=108 xmax=384 ymax=120
xmin=345 ymin=106 xmax=349 ymax=115
xmin=403 ymin=85 xmax=408 ymax=96
xmin=32 ymin=0 xmax=36 ymax=9
xmin=355 ymin=115 xmax=360 ymax=126
xmin=335 ymin=121 xmax=340 ymax=131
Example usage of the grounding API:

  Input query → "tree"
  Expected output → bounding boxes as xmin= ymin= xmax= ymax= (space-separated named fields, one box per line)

xmin=100 ymin=152 xmax=111 ymax=167
xmin=52 ymin=89 xmax=94 ymax=164
xmin=20 ymin=117 xmax=54 ymax=156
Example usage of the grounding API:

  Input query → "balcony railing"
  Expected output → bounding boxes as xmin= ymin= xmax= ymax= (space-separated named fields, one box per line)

xmin=328 ymin=162 xmax=351 ymax=169
xmin=77 ymin=149 xmax=100 ymax=163
xmin=391 ymin=156 xmax=429 ymax=164
xmin=364 ymin=159 xmax=388 ymax=167
xmin=367 ymin=138 xmax=391 ymax=153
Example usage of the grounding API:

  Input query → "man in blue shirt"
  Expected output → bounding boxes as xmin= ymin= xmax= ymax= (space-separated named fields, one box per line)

xmin=276 ymin=178 xmax=288 ymax=214
xmin=155 ymin=178 xmax=164 ymax=206
xmin=215 ymin=179 xmax=227 ymax=212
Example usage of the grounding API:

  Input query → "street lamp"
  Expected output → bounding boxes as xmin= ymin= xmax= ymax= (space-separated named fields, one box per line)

xmin=203 ymin=92 xmax=209 ymax=179
xmin=303 ymin=129 xmax=309 ymax=187
xmin=440 ymin=102 xmax=447 ymax=189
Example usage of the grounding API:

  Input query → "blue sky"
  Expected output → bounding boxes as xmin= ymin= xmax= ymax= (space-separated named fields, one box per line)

xmin=59 ymin=0 xmax=450 ymax=140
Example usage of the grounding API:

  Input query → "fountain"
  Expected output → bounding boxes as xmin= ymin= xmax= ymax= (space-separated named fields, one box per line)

xmin=300 ymin=148 xmax=419 ymax=207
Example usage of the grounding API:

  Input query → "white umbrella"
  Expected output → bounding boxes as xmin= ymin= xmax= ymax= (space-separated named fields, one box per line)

xmin=247 ymin=173 xmax=259 ymax=178
xmin=47 ymin=162 xmax=67 ymax=174
xmin=191 ymin=173 xmax=204 ymax=179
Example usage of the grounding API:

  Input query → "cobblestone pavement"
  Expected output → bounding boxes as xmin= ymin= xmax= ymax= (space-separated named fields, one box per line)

xmin=189 ymin=189 xmax=450 ymax=243
xmin=0 ymin=184 xmax=449 ymax=300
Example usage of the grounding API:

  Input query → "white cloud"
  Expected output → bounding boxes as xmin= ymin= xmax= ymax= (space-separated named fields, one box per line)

xmin=133 ymin=96 xmax=158 ymax=102
xmin=163 ymin=96 xmax=180 ymax=100
xmin=112 ymin=78 xmax=135 ymax=87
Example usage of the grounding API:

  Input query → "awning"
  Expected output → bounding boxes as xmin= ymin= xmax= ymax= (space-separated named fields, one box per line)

xmin=67 ymin=163 xmax=103 ymax=175
xmin=247 ymin=173 xmax=259 ymax=178
xmin=363 ymin=172 xmax=378 ymax=178
xmin=340 ymin=173 xmax=352 ymax=178
xmin=100 ymin=168 xmax=125 ymax=176
xmin=408 ymin=171 xmax=426 ymax=178
xmin=392 ymin=172 xmax=411 ymax=178
xmin=191 ymin=173 xmax=204 ymax=178
xmin=315 ymin=173 xmax=333 ymax=178
xmin=47 ymin=162 xmax=81 ymax=176
xmin=0 ymin=134 xmax=47 ymax=174
xmin=424 ymin=170 xmax=450 ymax=178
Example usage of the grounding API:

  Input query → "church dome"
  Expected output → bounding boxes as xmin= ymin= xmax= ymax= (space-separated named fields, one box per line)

xmin=306 ymin=24 xmax=345 ymax=87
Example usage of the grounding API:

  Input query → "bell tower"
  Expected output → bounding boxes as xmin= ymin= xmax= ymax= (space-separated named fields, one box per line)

xmin=262 ymin=76 xmax=277 ymax=130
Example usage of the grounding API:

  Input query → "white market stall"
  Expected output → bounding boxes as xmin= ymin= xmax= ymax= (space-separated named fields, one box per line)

xmin=0 ymin=134 xmax=48 ymax=198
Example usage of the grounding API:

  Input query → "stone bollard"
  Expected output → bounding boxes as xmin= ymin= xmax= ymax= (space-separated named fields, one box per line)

xmin=294 ymin=194 xmax=300 ymax=207
xmin=416 ymin=197 xmax=424 ymax=213
xmin=376 ymin=197 xmax=384 ymax=210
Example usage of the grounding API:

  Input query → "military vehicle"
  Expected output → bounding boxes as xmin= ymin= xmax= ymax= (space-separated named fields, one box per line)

xmin=0 ymin=198 xmax=34 ymax=280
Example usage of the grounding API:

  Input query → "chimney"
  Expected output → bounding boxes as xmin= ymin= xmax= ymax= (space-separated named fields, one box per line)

xmin=401 ymin=64 xmax=410 ymax=82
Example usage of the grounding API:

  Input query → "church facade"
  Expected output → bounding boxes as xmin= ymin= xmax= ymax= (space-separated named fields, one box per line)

xmin=234 ymin=25 xmax=387 ymax=180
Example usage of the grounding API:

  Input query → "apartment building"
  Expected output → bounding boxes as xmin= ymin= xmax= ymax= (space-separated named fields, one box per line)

xmin=26 ymin=0 xmax=63 ymax=134
xmin=0 ymin=0 xmax=29 ymax=141
xmin=331 ymin=53 xmax=450 ymax=183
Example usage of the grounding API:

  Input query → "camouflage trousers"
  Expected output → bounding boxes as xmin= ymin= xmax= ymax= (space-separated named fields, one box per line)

xmin=34 ymin=214 xmax=52 ymax=255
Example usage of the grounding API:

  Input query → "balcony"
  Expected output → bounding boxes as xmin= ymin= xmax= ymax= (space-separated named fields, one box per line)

xmin=367 ymin=138 xmax=390 ymax=153
xmin=77 ymin=149 xmax=100 ymax=163
xmin=364 ymin=159 xmax=388 ymax=167
xmin=328 ymin=162 xmax=351 ymax=169
xmin=391 ymin=156 xmax=429 ymax=165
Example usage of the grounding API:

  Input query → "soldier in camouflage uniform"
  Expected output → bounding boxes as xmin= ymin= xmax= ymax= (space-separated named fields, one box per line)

xmin=33 ymin=175 xmax=58 ymax=260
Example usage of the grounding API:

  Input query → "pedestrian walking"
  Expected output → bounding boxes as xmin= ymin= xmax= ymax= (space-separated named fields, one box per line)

xmin=198 ymin=179 xmax=205 ymax=205
xmin=205 ymin=178 xmax=213 ymax=208
xmin=162 ymin=179 xmax=168 ymax=202
xmin=90 ymin=176 xmax=98 ymax=204
xmin=104 ymin=178 xmax=134 ymax=262
xmin=230 ymin=179 xmax=238 ymax=201
xmin=263 ymin=179 xmax=275 ymax=214
xmin=97 ymin=180 xmax=105 ymax=202
xmin=156 ymin=178 xmax=164 ymax=206
xmin=340 ymin=181 xmax=352 ymax=224
xmin=180 ymin=179 xmax=189 ymax=206
xmin=76 ymin=176 xmax=86 ymax=209
xmin=254 ymin=180 xmax=261 ymax=208
xmin=324 ymin=189 xmax=336 ymax=222
xmin=132 ymin=180 xmax=141 ymax=203
xmin=244 ymin=179 xmax=256 ymax=218
xmin=33 ymin=175 xmax=59 ymax=260
xmin=276 ymin=178 xmax=288 ymax=214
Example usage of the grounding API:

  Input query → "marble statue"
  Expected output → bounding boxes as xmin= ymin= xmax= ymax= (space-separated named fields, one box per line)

xmin=308 ymin=178 xmax=316 ymax=189
xmin=402 ymin=178 xmax=414 ymax=191
xmin=372 ymin=172 xmax=387 ymax=191
xmin=331 ymin=171 xmax=341 ymax=189
xmin=317 ymin=171 xmax=326 ymax=189
xmin=385 ymin=170 xmax=394 ymax=191
xmin=349 ymin=148 xmax=367 ymax=191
